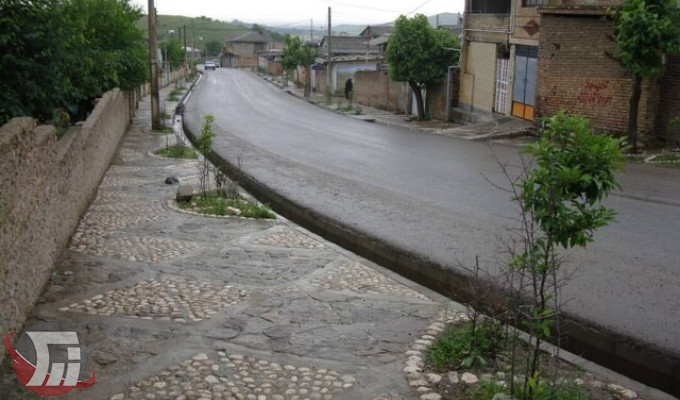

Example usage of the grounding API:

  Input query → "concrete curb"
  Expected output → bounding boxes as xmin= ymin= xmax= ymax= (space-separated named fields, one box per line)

xmin=182 ymin=76 xmax=680 ymax=399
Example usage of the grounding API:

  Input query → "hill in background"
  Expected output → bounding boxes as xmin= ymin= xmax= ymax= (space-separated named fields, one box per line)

xmin=136 ymin=15 xmax=284 ymax=56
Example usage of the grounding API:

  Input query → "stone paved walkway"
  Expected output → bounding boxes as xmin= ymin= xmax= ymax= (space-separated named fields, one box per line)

xmin=0 ymin=86 xmax=460 ymax=399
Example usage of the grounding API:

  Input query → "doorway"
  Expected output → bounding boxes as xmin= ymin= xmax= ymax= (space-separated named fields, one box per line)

xmin=512 ymin=45 xmax=538 ymax=120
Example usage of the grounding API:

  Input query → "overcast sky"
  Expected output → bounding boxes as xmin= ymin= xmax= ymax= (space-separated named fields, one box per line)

xmin=136 ymin=0 xmax=464 ymax=26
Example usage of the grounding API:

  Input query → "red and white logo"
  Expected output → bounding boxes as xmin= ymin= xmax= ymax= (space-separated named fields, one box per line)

xmin=4 ymin=322 xmax=95 ymax=396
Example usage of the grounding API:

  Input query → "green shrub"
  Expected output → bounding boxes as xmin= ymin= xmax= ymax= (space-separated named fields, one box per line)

xmin=428 ymin=319 xmax=505 ymax=371
xmin=470 ymin=379 xmax=588 ymax=400
xmin=154 ymin=144 xmax=196 ymax=159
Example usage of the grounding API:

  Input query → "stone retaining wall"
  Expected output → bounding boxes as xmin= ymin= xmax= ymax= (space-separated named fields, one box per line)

xmin=0 ymin=89 xmax=132 ymax=358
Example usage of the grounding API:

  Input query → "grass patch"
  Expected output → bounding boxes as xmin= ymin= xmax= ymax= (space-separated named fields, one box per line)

xmin=651 ymin=152 xmax=680 ymax=167
xmin=426 ymin=319 xmax=603 ymax=400
xmin=339 ymin=104 xmax=361 ymax=115
xmin=470 ymin=378 xmax=589 ymax=400
xmin=154 ymin=144 xmax=197 ymax=159
xmin=622 ymin=153 xmax=645 ymax=163
xmin=429 ymin=319 xmax=506 ymax=372
xmin=153 ymin=127 xmax=174 ymax=134
xmin=180 ymin=193 xmax=275 ymax=219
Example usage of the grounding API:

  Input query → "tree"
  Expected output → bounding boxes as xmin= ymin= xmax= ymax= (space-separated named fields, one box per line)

xmin=0 ymin=0 xmax=69 ymax=124
xmin=385 ymin=14 xmax=459 ymax=120
xmin=282 ymin=35 xmax=316 ymax=96
xmin=160 ymin=40 xmax=185 ymax=68
xmin=0 ymin=0 xmax=147 ymax=125
xmin=206 ymin=40 xmax=223 ymax=58
xmin=506 ymin=111 xmax=623 ymax=399
xmin=613 ymin=0 xmax=680 ymax=151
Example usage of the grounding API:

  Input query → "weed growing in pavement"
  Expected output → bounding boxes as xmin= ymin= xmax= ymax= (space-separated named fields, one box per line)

xmin=179 ymin=192 xmax=275 ymax=219
xmin=470 ymin=378 xmax=588 ymax=400
xmin=652 ymin=152 xmax=680 ymax=167
xmin=154 ymin=144 xmax=196 ymax=159
xmin=197 ymin=114 xmax=215 ymax=198
xmin=429 ymin=319 xmax=505 ymax=371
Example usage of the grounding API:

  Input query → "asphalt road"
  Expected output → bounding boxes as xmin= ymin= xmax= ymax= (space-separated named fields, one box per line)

xmin=184 ymin=69 xmax=680 ymax=361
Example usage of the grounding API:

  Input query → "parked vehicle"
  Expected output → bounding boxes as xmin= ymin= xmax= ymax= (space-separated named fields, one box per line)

xmin=205 ymin=61 xmax=216 ymax=70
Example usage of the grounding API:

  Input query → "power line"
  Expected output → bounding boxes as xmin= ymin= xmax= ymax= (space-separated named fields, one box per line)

xmin=405 ymin=0 xmax=433 ymax=15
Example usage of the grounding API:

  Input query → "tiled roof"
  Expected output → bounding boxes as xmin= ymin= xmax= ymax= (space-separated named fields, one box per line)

xmin=359 ymin=25 xmax=394 ymax=38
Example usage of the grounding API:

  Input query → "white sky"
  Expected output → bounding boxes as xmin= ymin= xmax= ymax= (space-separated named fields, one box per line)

xmin=135 ymin=0 xmax=465 ymax=26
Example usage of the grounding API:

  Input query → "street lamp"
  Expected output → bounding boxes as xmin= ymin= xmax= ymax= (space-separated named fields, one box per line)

xmin=199 ymin=36 xmax=205 ymax=61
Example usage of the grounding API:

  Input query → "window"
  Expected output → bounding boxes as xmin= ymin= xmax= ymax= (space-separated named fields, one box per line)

xmin=522 ymin=0 xmax=546 ymax=6
xmin=469 ymin=0 xmax=511 ymax=13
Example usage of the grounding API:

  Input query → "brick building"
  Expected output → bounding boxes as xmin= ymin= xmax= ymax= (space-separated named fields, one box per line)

xmin=460 ymin=0 xmax=680 ymax=140
xmin=223 ymin=30 xmax=272 ymax=68
xmin=458 ymin=0 xmax=542 ymax=121
xmin=536 ymin=1 xmax=657 ymax=134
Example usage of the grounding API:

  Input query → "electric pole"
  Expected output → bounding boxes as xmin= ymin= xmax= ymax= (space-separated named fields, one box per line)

xmin=310 ymin=19 xmax=313 ymax=42
xmin=183 ymin=24 xmax=188 ymax=69
xmin=327 ymin=7 xmax=332 ymax=100
xmin=148 ymin=0 xmax=160 ymax=130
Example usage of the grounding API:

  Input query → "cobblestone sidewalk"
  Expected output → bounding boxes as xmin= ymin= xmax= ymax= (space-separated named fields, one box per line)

xmin=0 ymin=86 xmax=457 ymax=400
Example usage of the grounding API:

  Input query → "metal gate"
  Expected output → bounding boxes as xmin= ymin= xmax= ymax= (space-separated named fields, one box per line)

xmin=495 ymin=58 xmax=509 ymax=114
xmin=512 ymin=45 xmax=538 ymax=120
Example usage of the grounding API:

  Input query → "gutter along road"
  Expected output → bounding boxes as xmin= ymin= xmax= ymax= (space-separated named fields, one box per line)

xmin=184 ymin=69 xmax=680 ymax=394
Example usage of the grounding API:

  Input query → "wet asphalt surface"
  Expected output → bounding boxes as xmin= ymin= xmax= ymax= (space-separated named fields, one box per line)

xmin=184 ymin=69 xmax=680 ymax=359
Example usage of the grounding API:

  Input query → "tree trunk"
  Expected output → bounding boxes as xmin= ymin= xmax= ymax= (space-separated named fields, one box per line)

xmin=628 ymin=74 xmax=642 ymax=153
xmin=409 ymin=80 xmax=425 ymax=121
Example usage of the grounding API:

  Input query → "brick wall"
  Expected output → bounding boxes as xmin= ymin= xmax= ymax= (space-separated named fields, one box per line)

xmin=657 ymin=55 xmax=680 ymax=142
xmin=354 ymin=70 xmax=410 ymax=114
xmin=537 ymin=13 xmax=657 ymax=134
xmin=0 ymin=89 xmax=132 ymax=357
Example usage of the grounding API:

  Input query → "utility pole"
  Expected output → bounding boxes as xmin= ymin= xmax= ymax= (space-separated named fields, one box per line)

xmin=310 ymin=19 xmax=313 ymax=42
xmin=183 ymin=24 xmax=187 ymax=69
xmin=326 ymin=7 xmax=332 ymax=99
xmin=148 ymin=0 xmax=160 ymax=130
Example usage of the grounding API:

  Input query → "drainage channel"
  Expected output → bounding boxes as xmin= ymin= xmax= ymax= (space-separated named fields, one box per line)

xmin=178 ymin=76 xmax=680 ymax=399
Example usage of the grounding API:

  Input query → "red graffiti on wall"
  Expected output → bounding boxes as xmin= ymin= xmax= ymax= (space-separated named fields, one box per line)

xmin=577 ymin=81 xmax=613 ymax=106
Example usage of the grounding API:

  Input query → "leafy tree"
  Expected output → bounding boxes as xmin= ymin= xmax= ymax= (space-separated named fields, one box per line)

xmin=0 ymin=0 xmax=147 ymax=125
xmin=197 ymin=114 xmax=215 ymax=198
xmin=0 ymin=0 xmax=69 ymax=124
xmin=386 ymin=14 xmax=459 ymax=120
xmin=160 ymin=40 xmax=185 ymax=68
xmin=205 ymin=40 xmax=223 ymax=58
xmin=613 ymin=0 xmax=680 ymax=151
xmin=282 ymin=35 xmax=316 ymax=96
xmin=510 ymin=111 xmax=623 ymax=397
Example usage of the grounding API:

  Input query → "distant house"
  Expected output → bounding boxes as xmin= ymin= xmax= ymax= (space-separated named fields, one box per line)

xmin=223 ymin=30 xmax=272 ymax=68
xmin=428 ymin=13 xmax=464 ymax=34
xmin=320 ymin=36 xmax=380 ymax=57
xmin=316 ymin=36 xmax=383 ymax=94
xmin=359 ymin=25 xmax=393 ymax=40
xmin=258 ymin=50 xmax=284 ymax=75
xmin=184 ymin=46 xmax=202 ymax=60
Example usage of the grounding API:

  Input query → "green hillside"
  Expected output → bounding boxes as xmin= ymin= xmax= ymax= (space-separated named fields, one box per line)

xmin=136 ymin=15 xmax=282 ymax=51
